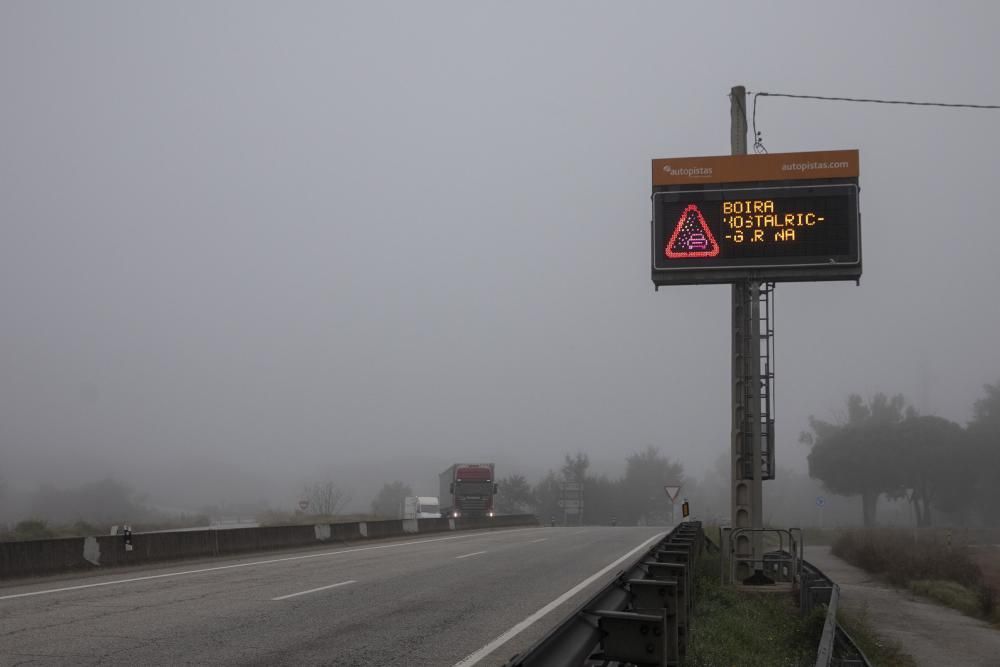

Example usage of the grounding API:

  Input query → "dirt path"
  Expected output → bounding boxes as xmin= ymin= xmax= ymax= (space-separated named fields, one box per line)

xmin=805 ymin=546 xmax=1000 ymax=667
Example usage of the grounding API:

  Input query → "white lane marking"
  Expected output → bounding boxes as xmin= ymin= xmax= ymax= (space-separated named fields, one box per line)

xmin=453 ymin=532 xmax=666 ymax=666
xmin=455 ymin=551 xmax=487 ymax=560
xmin=0 ymin=528 xmax=538 ymax=602
xmin=272 ymin=579 xmax=355 ymax=601
xmin=528 ymin=538 xmax=548 ymax=544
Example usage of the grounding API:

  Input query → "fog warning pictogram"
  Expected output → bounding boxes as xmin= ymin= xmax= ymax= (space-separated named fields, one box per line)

xmin=665 ymin=204 xmax=720 ymax=258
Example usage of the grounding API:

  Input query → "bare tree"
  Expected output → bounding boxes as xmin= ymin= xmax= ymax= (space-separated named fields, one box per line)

xmin=302 ymin=481 xmax=351 ymax=516
xmin=370 ymin=481 xmax=412 ymax=518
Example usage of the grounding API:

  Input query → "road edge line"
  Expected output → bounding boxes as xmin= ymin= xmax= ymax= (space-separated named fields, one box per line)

xmin=453 ymin=531 xmax=666 ymax=666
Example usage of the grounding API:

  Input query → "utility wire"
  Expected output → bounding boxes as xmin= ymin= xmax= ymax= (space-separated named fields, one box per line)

xmin=753 ymin=91 xmax=1000 ymax=110
xmin=749 ymin=90 xmax=1000 ymax=153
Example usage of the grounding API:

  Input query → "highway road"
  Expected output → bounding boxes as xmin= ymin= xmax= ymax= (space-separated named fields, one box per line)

xmin=0 ymin=526 xmax=665 ymax=666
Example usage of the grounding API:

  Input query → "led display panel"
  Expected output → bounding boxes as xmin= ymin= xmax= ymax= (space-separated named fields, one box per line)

xmin=650 ymin=150 xmax=861 ymax=286
xmin=651 ymin=183 xmax=860 ymax=285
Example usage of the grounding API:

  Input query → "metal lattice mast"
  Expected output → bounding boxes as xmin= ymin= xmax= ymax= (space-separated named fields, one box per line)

xmin=729 ymin=86 xmax=767 ymax=581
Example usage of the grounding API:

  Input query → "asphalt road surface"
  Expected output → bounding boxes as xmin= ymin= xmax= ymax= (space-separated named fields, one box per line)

xmin=0 ymin=526 xmax=665 ymax=666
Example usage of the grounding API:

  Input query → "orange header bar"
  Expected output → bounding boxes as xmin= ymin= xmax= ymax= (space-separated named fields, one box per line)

xmin=652 ymin=149 xmax=859 ymax=186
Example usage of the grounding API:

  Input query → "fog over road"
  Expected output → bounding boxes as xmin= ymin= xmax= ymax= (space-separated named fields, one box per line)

xmin=0 ymin=526 xmax=663 ymax=666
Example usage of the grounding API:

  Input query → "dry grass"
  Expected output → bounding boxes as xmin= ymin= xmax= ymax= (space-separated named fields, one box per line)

xmin=971 ymin=547 xmax=1000 ymax=585
xmin=836 ymin=606 xmax=917 ymax=667
xmin=970 ymin=546 xmax=1000 ymax=626
xmin=832 ymin=528 xmax=981 ymax=588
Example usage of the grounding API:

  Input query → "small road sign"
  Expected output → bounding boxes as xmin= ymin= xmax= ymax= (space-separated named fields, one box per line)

xmin=816 ymin=496 xmax=826 ymax=508
xmin=664 ymin=485 xmax=682 ymax=502
xmin=298 ymin=500 xmax=310 ymax=511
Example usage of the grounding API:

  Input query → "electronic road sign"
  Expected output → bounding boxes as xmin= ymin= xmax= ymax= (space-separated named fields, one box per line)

xmin=651 ymin=150 xmax=860 ymax=286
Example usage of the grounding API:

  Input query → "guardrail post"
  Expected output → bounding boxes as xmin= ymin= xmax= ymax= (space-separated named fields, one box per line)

xmin=655 ymin=547 xmax=693 ymax=613
xmin=644 ymin=561 xmax=688 ymax=654
xmin=595 ymin=610 xmax=672 ymax=666
xmin=799 ymin=570 xmax=813 ymax=614
xmin=628 ymin=579 xmax=679 ymax=665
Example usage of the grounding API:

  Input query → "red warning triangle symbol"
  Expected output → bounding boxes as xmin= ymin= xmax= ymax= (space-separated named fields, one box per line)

xmin=665 ymin=204 xmax=720 ymax=258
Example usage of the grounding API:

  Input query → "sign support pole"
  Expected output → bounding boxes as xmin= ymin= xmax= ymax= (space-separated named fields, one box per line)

xmin=730 ymin=86 xmax=769 ymax=583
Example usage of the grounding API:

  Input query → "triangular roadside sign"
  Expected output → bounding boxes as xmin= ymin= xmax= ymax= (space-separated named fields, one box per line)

xmin=664 ymin=485 xmax=681 ymax=501
xmin=665 ymin=204 xmax=720 ymax=258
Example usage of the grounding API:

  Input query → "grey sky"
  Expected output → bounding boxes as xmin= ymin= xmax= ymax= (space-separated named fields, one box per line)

xmin=2 ymin=2 xmax=998 ymax=511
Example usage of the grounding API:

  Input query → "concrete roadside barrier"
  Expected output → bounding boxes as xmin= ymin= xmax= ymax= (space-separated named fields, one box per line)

xmin=0 ymin=514 xmax=539 ymax=579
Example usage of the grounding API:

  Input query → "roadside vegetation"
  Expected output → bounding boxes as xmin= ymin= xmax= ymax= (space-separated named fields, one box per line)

xmin=0 ymin=476 xmax=218 ymax=542
xmin=497 ymin=448 xmax=687 ymax=525
xmin=688 ymin=542 xmax=918 ymax=666
xmin=0 ymin=514 xmax=210 ymax=542
xmin=802 ymin=381 xmax=1000 ymax=529
xmin=686 ymin=551 xmax=825 ymax=666
xmin=832 ymin=528 xmax=999 ymax=625
xmin=797 ymin=527 xmax=841 ymax=546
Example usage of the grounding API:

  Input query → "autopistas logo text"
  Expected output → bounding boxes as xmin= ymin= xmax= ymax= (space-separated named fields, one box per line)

xmin=662 ymin=165 xmax=713 ymax=177
xmin=781 ymin=160 xmax=850 ymax=172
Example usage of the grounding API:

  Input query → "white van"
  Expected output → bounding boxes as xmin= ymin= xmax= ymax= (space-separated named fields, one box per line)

xmin=401 ymin=496 xmax=440 ymax=520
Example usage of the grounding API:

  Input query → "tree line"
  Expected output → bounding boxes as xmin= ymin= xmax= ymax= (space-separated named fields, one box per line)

xmin=496 ymin=446 xmax=686 ymax=526
xmin=803 ymin=381 xmax=1000 ymax=527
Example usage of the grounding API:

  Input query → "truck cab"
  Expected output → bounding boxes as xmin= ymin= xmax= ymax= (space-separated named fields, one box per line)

xmin=440 ymin=464 xmax=497 ymax=518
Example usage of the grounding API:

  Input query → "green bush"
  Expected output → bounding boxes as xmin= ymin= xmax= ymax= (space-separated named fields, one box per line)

xmin=909 ymin=580 xmax=981 ymax=617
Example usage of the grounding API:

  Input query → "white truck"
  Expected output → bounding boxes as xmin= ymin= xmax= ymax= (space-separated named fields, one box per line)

xmin=401 ymin=496 xmax=441 ymax=520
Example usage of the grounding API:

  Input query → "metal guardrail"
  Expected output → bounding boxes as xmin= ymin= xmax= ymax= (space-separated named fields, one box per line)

xmin=504 ymin=522 xmax=703 ymax=667
xmin=504 ymin=523 xmax=867 ymax=667
xmin=800 ymin=557 xmax=871 ymax=667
